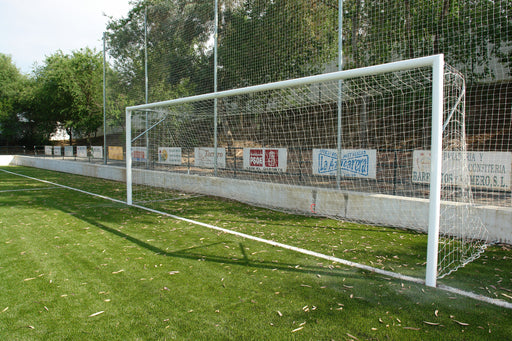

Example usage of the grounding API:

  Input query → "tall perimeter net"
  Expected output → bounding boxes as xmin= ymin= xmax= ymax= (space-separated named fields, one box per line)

xmin=127 ymin=56 xmax=488 ymax=282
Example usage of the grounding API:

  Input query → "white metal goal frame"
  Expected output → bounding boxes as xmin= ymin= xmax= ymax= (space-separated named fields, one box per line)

xmin=126 ymin=54 xmax=446 ymax=287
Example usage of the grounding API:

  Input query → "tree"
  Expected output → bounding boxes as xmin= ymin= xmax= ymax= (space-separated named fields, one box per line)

xmin=342 ymin=0 xmax=511 ymax=81
xmin=34 ymin=48 xmax=104 ymax=144
xmin=219 ymin=0 xmax=338 ymax=89
xmin=105 ymin=0 xmax=214 ymax=104
xmin=0 ymin=54 xmax=25 ymax=144
xmin=15 ymin=77 xmax=55 ymax=145
xmin=66 ymin=49 xmax=104 ymax=142
xmin=0 ymin=53 xmax=58 ymax=145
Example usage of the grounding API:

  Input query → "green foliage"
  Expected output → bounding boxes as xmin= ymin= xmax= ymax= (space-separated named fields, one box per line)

xmin=33 ymin=49 xmax=104 ymax=144
xmin=15 ymin=77 xmax=55 ymax=145
xmin=219 ymin=0 xmax=338 ymax=89
xmin=0 ymin=54 xmax=26 ymax=144
xmin=343 ymin=0 xmax=511 ymax=80
xmin=105 ymin=0 xmax=213 ymax=105
xmin=0 ymin=54 xmax=21 ymax=115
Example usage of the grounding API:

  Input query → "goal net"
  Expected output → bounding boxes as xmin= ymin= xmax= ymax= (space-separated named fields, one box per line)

xmin=126 ymin=55 xmax=488 ymax=286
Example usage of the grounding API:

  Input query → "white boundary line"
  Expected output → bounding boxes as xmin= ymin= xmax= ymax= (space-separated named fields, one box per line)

xmin=2 ymin=167 xmax=511 ymax=310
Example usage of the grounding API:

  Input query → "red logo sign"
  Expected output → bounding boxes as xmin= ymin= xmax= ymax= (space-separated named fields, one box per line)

xmin=265 ymin=149 xmax=279 ymax=168
xmin=249 ymin=149 xmax=263 ymax=167
xmin=133 ymin=151 xmax=145 ymax=159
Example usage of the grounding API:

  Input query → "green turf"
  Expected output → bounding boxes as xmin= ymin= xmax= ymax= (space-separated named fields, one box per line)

xmin=1 ymin=166 xmax=511 ymax=340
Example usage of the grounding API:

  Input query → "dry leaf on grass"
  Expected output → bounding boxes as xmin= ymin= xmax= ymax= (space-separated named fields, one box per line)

xmin=88 ymin=311 xmax=104 ymax=317
xmin=453 ymin=320 xmax=469 ymax=326
xmin=346 ymin=332 xmax=359 ymax=340
xmin=423 ymin=321 xmax=442 ymax=326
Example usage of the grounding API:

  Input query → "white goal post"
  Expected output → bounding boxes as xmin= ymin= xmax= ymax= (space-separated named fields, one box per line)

xmin=125 ymin=54 xmax=483 ymax=288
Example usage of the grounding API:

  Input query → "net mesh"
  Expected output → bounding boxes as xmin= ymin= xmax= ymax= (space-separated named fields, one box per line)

xmin=129 ymin=62 xmax=488 ymax=278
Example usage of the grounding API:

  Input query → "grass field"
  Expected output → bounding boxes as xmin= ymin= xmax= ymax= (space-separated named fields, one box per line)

xmin=1 ymin=166 xmax=511 ymax=340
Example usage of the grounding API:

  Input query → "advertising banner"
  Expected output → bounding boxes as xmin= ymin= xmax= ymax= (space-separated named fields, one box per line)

xmin=158 ymin=147 xmax=182 ymax=165
xmin=312 ymin=149 xmax=377 ymax=179
xmin=194 ymin=147 xmax=226 ymax=168
xmin=243 ymin=148 xmax=287 ymax=172
xmin=45 ymin=146 xmax=53 ymax=156
xmin=53 ymin=146 xmax=62 ymax=156
xmin=64 ymin=146 xmax=74 ymax=157
xmin=92 ymin=146 xmax=103 ymax=159
xmin=77 ymin=146 xmax=88 ymax=158
xmin=132 ymin=147 xmax=147 ymax=162
xmin=108 ymin=146 xmax=124 ymax=161
xmin=413 ymin=150 xmax=512 ymax=190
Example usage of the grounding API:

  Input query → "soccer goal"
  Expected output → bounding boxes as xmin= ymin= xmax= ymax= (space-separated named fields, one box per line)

xmin=126 ymin=54 xmax=488 ymax=287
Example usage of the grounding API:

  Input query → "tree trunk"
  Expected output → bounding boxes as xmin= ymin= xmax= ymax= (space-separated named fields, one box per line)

xmin=67 ymin=128 xmax=73 ymax=146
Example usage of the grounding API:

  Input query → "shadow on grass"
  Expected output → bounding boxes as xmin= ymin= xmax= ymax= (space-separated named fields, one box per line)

xmin=75 ymin=208 xmax=358 ymax=279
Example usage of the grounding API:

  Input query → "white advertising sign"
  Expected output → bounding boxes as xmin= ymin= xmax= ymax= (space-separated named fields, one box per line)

xmin=194 ymin=147 xmax=226 ymax=168
xmin=132 ymin=147 xmax=147 ymax=162
xmin=158 ymin=147 xmax=182 ymax=165
xmin=243 ymin=148 xmax=287 ymax=172
xmin=412 ymin=150 xmax=512 ymax=190
xmin=53 ymin=146 xmax=62 ymax=156
xmin=92 ymin=146 xmax=103 ymax=159
xmin=64 ymin=146 xmax=74 ymax=157
xmin=45 ymin=146 xmax=53 ymax=156
xmin=312 ymin=149 xmax=377 ymax=179
xmin=77 ymin=146 xmax=88 ymax=158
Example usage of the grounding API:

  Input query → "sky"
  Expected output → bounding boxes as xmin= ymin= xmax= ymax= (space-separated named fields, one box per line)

xmin=0 ymin=0 xmax=133 ymax=74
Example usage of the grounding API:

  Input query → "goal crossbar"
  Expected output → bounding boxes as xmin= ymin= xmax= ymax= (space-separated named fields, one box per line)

xmin=127 ymin=55 xmax=443 ymax=112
